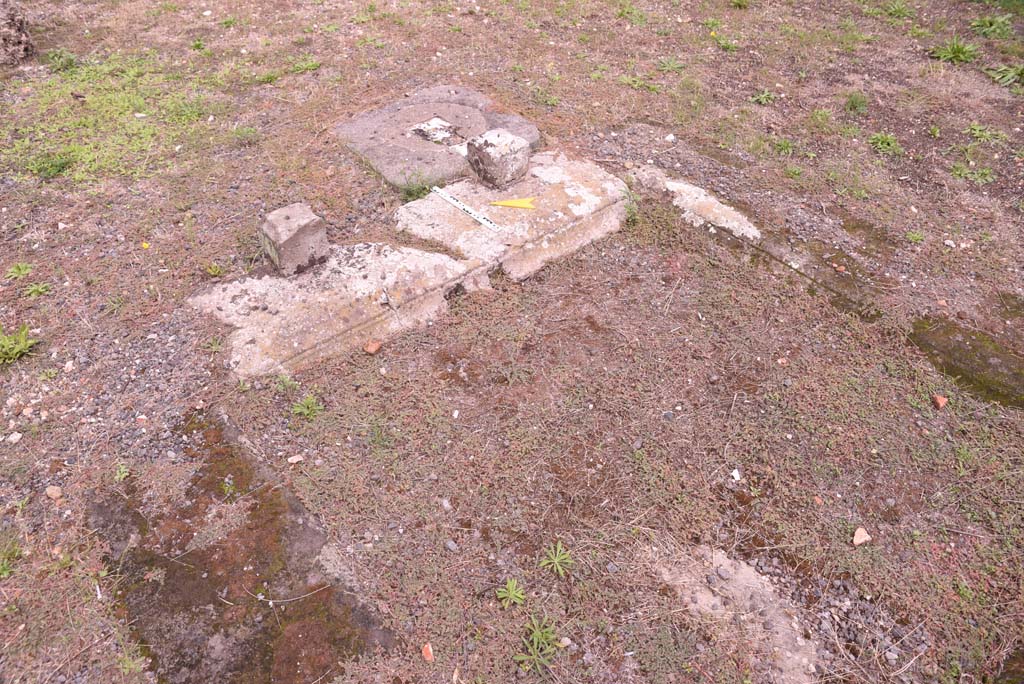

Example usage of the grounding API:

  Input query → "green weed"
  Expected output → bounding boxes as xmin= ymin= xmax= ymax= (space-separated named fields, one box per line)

xmin=657 ymin=57 xmax=686 ymax=73
xmin=951 ymin=162 xmax=996 ymax=184
xmin=809 ymin=108 xmax=833 ymax=131
xmin=971 ymin=14 xmax=1014 ymax=38
xmin=539 ymin=541 xmax=574 ymax=577
xmin=399 ymin=180 xmax=432 ymax=202
xmin=884 ymin=0 xmax=915 ymax=18
xmin=290 ymin=56 xmax=322 ymax=73
xmin=714 ymin=35 xmax=740 ymax=51
xmin=254 ymin=70 xmax=282 ymax=84
xmin=984 ymin=63 xmax=1024 ymax=86
xmin=773 ymin=137 xmax=795 ymax=156
xmin=868 ymin=131 xmax=904 ymax=155
xmin=533 ymin=87 xmax=560 ymax=107
xmin=496 ymin=578 xmax=525 ymax=608
xmin=5 ymin=263 xmax=32 ymax=280
xmin=275 ymin=374 xmax=300 ymax=392
xmin=105 ymin=295 xmax=126 ymax=315
xmin=0 ymin=537 xmax=22 ymax=579
xmin=24 ymin=282 xmax=51 ymax=298
xmin=905 ymin=230 xmax=925 ymax=244
xmin=618 ymin=75 xmax=661 ymax=92
xmin=232 ymin=126 xmax=260 ymax=146
xmin=930 ymin=37 xmax=979 ymax=63
xmin=204 ymin=262 xmax=225 ymax=278
xmin=965 ymin=122 xmax=1007 ymax=144
xmin=291 ymin=394 xmax=325 ymax=420
xmin=44 ymin=49 xmax=78 ymax=72
xmin=750 ymin=89 xmax=777 ymax=105
xmin=513 ymin=615 xmax=558 ymax=672
xmin=220 ymin=475 xmax=237 ymax=500
xmin=353 ymin=3 xmax=381 ymax=23
xmin=616 ymin=0 xmax=647 ymax=25
xmin=844 ymin=91 xmax=869 ymax=115
xmin=114 ymin=463 xmax=130 ymax=483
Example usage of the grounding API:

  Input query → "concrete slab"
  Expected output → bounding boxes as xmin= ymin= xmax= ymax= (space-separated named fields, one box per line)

xmin=395 ymin=152 xmax=627 ymax=280
xmin=335 ymin=86 xmax=541 ymax=187
xmin=189 ymin=244 xmax=476 ymax=378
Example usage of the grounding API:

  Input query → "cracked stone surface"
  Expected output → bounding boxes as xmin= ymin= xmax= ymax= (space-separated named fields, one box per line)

xmin=395 ymin=151 xmax=627 ymax=280
xmin=335 ymin=85 xmax=541 ymax=187
xmin=189 ymin=243 xmax=477 ymax=378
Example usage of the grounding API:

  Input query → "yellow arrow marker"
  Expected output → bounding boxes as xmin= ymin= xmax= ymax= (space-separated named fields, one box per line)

xmin=490 ymin=197 xmax=537 ymax=210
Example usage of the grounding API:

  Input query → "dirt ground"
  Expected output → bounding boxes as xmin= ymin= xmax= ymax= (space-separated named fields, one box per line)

xmin=1 ymin=0 xmax=1023 ymax=682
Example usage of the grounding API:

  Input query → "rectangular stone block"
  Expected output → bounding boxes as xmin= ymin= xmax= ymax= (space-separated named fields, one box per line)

xmin=259 ymin=203 xmax=330 ymax=275
xmin=467 ymin=129 xmax=530 ymax=189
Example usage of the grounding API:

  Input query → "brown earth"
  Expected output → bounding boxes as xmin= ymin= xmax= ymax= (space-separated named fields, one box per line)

xmin=1 ymin=0 xmax=1023 ymax=683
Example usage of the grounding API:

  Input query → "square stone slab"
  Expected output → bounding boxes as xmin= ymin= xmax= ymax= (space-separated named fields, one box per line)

xmin=335 ymin=85 xmax=541 ymax=187
xmin=395 ymin=152 xmax=627 ymax=280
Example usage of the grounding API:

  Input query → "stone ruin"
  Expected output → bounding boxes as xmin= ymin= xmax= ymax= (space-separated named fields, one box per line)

xmin=0 ymin=0 xmax=33 ymax=66
xmin=191 ymin=86 xmax=627 ymax=378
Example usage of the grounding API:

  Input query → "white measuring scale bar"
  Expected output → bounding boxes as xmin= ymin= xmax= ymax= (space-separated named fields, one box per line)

xmin=431 ymin=186 xmax=501 ymax=233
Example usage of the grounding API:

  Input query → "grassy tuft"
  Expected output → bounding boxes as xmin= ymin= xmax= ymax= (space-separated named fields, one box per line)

xmin=0 ymin=324 xmax=39 ymax=364
xmin=930 ymin=37 xmax=979 ymax=63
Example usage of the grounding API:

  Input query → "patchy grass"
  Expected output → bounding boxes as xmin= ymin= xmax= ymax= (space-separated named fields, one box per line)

xmin=0 ymin=52 xmax=214 ymax=181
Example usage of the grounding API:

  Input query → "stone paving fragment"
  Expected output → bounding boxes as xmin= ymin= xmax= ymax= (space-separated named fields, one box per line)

xmin=259 ymin=202 xmax=330 ymax=275
xmin=630 ymin=164 xmax=762 ymax=241
xmin=335 ymin=85 xmax=541 ymax=187
xmin=189 ymin=244 xmax=476 ymax=378
xmin=395 ymin=151 xmax=627 ymax=280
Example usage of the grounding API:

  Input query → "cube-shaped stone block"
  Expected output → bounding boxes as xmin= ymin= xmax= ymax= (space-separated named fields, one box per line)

xmin=259 ymin=203 xmax=329 ymax=275
xmin=466 ymin=129 xmax=530 ymax=189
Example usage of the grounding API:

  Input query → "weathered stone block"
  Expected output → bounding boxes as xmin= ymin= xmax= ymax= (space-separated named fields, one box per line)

xmin=466 ymin=129 xmax=530 ymax=189
xmin=259 ymin=203 xmax=329 ymax=275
